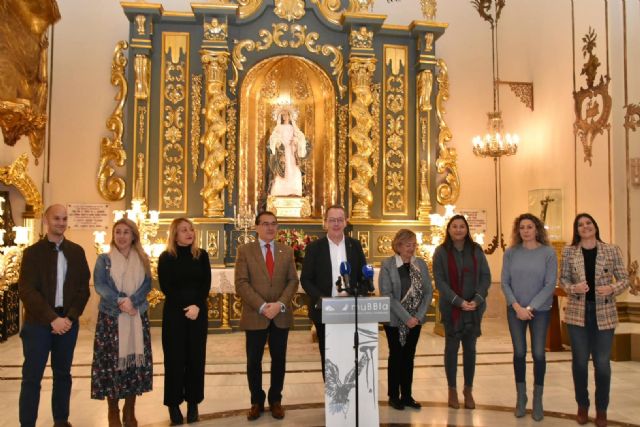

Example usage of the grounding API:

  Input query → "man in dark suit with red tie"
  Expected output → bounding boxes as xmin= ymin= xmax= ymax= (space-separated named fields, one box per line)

xmin=235 ymin=211 xmax=299 ymax=421
xmin=300 ymin=205 xmax=367 ymax=379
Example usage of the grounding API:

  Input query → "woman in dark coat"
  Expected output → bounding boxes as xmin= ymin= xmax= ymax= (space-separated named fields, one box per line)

xmin=432 ymin=215 xmax=491 ymax=409
xmin=158 ymin=218 xmax=211 ymax=425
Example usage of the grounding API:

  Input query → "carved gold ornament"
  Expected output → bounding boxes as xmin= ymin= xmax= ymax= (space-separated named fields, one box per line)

xmin=230 ymin=23 xmax=346 ymax=98
xmin=420 ymin=0 xmax=437 ymax=20
xmin=358 ymin=231 xmax=370 ymax=258
xmin=472 ymin=0 xmax=504 ymax=28
xmin=309 ymin=0 xmax=345 ymax=26
xmin=147 ymin=288 xmax=165 ymax=308
xmin=417 ymin=159 xmax=432 ymax=220
xmin=160 ymin=34 xmax=189 ymax=212
xmin=0 ymin=0 xmax=59 ymax=164
xmin=350 ymin=27 xmax=373 ymax=49
xmin=497 ymin=80 xmax=533 ymax=111
xmin=371 ymin=83 xmax=381 ymax=186
xmin=377 ymin=235 xmax=393 ymax=255
xmin=624 ymin=103 xmax=640 ymax=131
xmin=383 ymin=46 xmax=407 ymax=214
xmin=237 ymin=0 xmax=264 ymax=20
xmin=573 ymin=27 xmax=611 ymax=166
xmin=417 ymin=70 xmax=433 ymax=112
xmin=134 ymin=54 xmax=151 ymax=100
xmin=434 ymin=58 xmax=460 ymax=205
xmin=348 ymin=57 xmax=377 ymax=219
xmin=204 ymin=18 xmax=228 ymax=42
xmin=338 ymin=105 xmax=349 ymax=203
xmin=425 ymin=33 xmax=434 ymax=52
xmin=0 ymin=154 xmax=43 ymax=217
xmin=274 ymin=0 xmax=306 ymax=22
xmin=226 ymin=102 xmax=237 ymax=205
xmin=349 ymin=0 xmax=375 ymax=13
xmin=190 ymin=74 xmax=202 ymax=182
xmin=98 ymin=40 xmax=128 ymax=202
xmin=135 ymin=14 xmax=146 ymax=35
xmin=200 ymin=51 xmax=230 ymax=217
xmin=207 ymin=230 xmax=219 ymax=258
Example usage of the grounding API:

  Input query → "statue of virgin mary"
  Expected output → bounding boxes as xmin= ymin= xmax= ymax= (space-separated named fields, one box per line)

xmin=267 ymin=106 xmax=308 ymax=196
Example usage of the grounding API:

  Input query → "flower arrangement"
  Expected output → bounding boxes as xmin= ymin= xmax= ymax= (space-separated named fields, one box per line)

xmin=276 ymin=228 xmax=314 ymax=270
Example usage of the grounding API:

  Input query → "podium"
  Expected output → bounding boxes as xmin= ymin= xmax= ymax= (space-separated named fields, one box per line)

xmin=321 ymin=296 xmax=390 ymax=427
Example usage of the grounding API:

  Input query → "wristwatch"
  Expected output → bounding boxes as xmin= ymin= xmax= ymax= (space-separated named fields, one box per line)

xmin=526 ymin=306 xmax=533 ymax=313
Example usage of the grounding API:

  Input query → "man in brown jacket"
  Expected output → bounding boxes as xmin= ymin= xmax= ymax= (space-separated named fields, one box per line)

xmin=18 ymin=204 xmax=90 ymax=427
xmin=234 ymin=211 xmax=299 ymax=421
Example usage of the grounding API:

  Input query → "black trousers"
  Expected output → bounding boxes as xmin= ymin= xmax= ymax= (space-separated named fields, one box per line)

xmin=443 ymin=327 xmax=477 ymax=388
xmin=245 ymin=321 xmax=290 ymax=405
xmin=383 ymin=324 xmax=422 ymax=400
xmin=312 ymin=319 xmax=326 ymax=381
xmin=162 ymin=305 xmax=208 ymax=406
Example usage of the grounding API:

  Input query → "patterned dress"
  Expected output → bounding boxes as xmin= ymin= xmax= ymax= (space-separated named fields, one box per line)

xmin=91 ymin=312 xmax=153 ymax=399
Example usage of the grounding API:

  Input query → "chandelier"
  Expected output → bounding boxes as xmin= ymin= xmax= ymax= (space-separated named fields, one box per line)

xmin=471 ymin=0 xmax=532 ymax=254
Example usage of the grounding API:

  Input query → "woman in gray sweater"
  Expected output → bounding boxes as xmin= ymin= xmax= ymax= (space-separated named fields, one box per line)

xmin=433 ymin=215 xmax=491 ymax=410
xmin=501 ymin=213 xmax=557 ymax=422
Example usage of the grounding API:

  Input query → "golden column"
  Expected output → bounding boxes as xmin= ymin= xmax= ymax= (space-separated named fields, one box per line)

xmin=348 ymin=54 xmax=376 ymax=219
xmin=200 ymin=50 xmax=230 ymax=217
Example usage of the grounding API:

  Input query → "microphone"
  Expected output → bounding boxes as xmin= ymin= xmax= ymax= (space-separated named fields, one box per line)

xmin=362 ymin=264 xmax=375 ymax=293
xmin=339 ymin=261 xmax=351 ymax=292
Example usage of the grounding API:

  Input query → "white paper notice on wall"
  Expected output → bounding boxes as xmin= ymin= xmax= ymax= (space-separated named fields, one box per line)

xmin=66 ymin=203 xmax=110 ymax=230
xmin=457 ymin=209 xmax=487 ymax=235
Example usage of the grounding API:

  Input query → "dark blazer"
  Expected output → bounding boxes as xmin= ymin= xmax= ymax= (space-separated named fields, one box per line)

xmin=234 ymin=240 xmax=299 ymax=330
xmin=300 ymin=236 xmax=367 ymax=323
xmin=18 ymin=237 xmax=91 ymax=325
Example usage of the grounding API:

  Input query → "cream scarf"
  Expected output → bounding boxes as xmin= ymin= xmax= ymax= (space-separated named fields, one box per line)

xmin=109 ymin=247 xmax=146 ymax=370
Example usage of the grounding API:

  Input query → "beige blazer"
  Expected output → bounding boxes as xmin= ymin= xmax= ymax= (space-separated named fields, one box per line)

xmin=560 ymin=241 xmax=628 ymax=330
xmin=234 ymin=240 xmax=299 ymax=330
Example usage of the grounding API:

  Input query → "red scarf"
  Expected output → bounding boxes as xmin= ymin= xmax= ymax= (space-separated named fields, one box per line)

xmin=447 ymin=247 xmax=477 ymax=326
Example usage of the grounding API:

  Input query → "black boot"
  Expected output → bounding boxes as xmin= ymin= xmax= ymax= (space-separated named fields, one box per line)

xmin=168 ymin=405 xmax=183 ymax=425
xmin=187 ymin=402 xmax=199 ymax=423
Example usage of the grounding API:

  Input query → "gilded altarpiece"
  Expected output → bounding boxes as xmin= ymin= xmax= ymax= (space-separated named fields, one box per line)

xmin=116 ymin=1 xmax=452 ymax=332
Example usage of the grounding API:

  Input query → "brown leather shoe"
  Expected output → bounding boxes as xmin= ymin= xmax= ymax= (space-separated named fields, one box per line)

xmin=270 ymin=401 xmax=285 ymax=419
xmin=595 ymin=410 xmax=607 ymax=427
xmin=448 ymin=387 xmax=460 ymax=409
xmin=463 ymin=386 xmax=476 ymax=409
xmin=577 ymin=406 xmax=589 ymax=425
xmin=247 ymin=404 xmax=264 ymax=421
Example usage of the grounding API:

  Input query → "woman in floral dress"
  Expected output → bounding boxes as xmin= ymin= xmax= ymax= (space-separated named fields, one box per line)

xmin=91 ymin=218 xmax=153 ymax=426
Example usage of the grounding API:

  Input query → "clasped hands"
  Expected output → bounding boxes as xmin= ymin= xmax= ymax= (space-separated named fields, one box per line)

xmin=50 ymin=317 xmax=72 ymax=335
xmin=261 ymin=302 xmax=282 ymax=320
xmin=571 ymin=280 xmax=614 ymax=296
xmin=118 ymin=297 xmax=138 ymax=316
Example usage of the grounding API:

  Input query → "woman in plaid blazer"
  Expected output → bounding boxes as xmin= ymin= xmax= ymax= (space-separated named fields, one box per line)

xmin=560 ymin=213 xmax=629 ymax=427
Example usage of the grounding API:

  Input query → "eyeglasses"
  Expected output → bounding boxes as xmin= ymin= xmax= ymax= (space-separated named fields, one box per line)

xmin=327 ymin=217 xmax=345 ymax=224
xmin=259 ymin=221 xmax=278 ymax=227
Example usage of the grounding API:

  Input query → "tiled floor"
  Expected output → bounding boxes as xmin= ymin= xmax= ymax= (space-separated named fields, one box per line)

xmin=1 ymin=318 xmax=638 ymax=426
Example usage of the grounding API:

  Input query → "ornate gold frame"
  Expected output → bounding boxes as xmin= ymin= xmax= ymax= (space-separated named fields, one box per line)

xmin=238 ymin=55 xmax=336 ymax=215
xmin=0 ymin=153 xmax=43 ymax=217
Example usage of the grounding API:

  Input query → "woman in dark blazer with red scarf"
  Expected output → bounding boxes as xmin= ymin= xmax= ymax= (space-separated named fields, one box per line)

xmin=433 ymin=215 xmax=491 ymax=410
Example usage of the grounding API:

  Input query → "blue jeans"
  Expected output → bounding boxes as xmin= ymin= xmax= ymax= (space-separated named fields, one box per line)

xmin=443 ymin=329 xmax=477 ymax=388
xmin=567 ymin=302 xmax=614 ymax=411
xmin=507 ymin=307 xmax=550 ymax=386
xmin=19 ymin=321 xmax=79 ymax=427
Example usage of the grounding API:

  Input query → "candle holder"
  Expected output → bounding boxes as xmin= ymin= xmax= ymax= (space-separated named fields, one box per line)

xmin=234 ymin=204 xmax=255 ymax=245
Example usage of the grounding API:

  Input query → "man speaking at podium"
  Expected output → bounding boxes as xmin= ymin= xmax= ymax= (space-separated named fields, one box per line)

xmin=301 ymin=205 xmax=368 ymax=379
